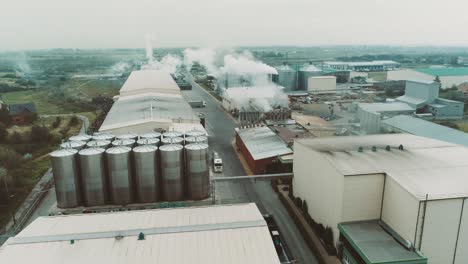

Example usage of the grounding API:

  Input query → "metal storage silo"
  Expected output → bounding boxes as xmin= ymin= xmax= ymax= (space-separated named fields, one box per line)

xmin=50 ymin=149 xmax=81 ymax=208
xmin=92 ymin=133 xmax=115 ymax=141
xmin=161 ymin=136 xmax=184 ymax=145
xmin=162 ymin=131 xmax=183 ymax=138
xmin=140 ymin=132 xmax=162 ymax=139
xmin=298 ymin=63 xmax=322 ymax=91
xmin=79 ymin=148 xmax=107 ymax=206
xmin=185 ymin=143 xmax=210 ymax=200
xmin=112 ymin=139 xmax=135 ymax=147
xmin=106 ymin=146 xmax=133 ymax=205
xmin=136 ymin=138 xmax=160 ymax=146
xmin=185 ymin=136 xmax=208 ymax=144
xmin=86 ymin=140 xmax=111 ymax=149
xmin=133 ymin=145 xmax=158 ymax=203
xmin=276 ymin=64 xmax=297 ymax=91
xmin=116 ymin=132 xmax=138 ymax=141
xmin=185 ymin=130 xmax=206 ymax=138
xmin=60 ymin=140 xmax=86 ymax=150
xmin=159 ymin=144 xmax=184 ymax=201
xmin=69 ymin=134 xmax=92 ymax=142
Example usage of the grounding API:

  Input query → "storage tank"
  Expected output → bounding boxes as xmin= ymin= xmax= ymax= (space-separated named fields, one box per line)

xmin=162 ymin=131 xmax=183 ymax=138
xmin=86 ymin=139 xmax=111 ymax=149
xmin=50 ymin=149 xmax=81 ymax=208
xmin=60 ymin=140 xmax=86 ymax=150
xmin=112 ymin=139 xmax=135 ymax=147
xmin=136 ymin=138 xmax=160 ymax=146
xmin=133 ymin=145 xmax=158 ymax=203
xmin=140 ymin=132 xmax=162 ymax=139
xmin=159 ymin=144 xmax=184 ymax=201
xmin=185 ymin=136 xmax=208 ymax=144
xmin=106 ymin=146 xmax=133 ymax=205
xmin=92 ymin=133 xmax=115 ymax=141
xmin=161 ymin=136 xmax=184 ymax=145
xmin=185 ymin=130 xmax=206 ymax=138
xmin=116 ymin=132 xmax=138 ymax=141
xmin=69 ymin=134 xmax=92 ymax=142
xmin=276 ymin=64 xmax=297 ymax=91
xmin=79 ymin=148 xmax=107 ymax=206
xmin=298 ymin=63 xmax=322 ymax=91
xmin=185 ymin=143 xmax=210 ymax=200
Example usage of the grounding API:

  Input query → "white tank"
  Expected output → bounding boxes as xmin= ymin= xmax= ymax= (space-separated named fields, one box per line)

xmin=69 ymin=134 xmax=92 ymax=142
xmin=140 ymin=132 xmax=162 ymax=139
xmin=116 ymin=132 xmax=138 ymax=141
xmin=185 ymin=130 xmax=206 ymax=138
xmin=161 ymin=136 xmax=184 ymax=145
xmin=60 ymin=141 xmax=86 ymax=150
xmin=133 ymin=145 xmax=159 ymax=203
xmin=185 ymin=136 xmax=208 ymax=144
xmin=86 ymin=140 xmax=111 ymax=149
xmin=106 ymin=146 xmax=133 ymax=205
xmin=92 ymin=133 xmax=115 ymax=141
xmin=112 ymin=139 xmax=135 ymax=148
xmin=136 ymin=138 xmax=160 ymax=146
xmin=50 ymin=149 xmax=81 ymax=208
xmin=159 ymin=144 xmax=184 ymax=201
xmin=79 ymin=148 xmax=107 ymax=206
xmin=163 ymin=131 xmax=183 ymax=138
xmin=185 ymin=143 xmax=210 ymax=200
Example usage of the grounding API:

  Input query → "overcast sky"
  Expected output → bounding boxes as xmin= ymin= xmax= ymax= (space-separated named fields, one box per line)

xmin=2 ymin=0 xmax=468 ymax=50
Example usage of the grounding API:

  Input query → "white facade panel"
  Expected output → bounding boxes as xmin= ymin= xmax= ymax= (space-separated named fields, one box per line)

xmin=293 ymin=141 xmax=344 ymax=242
xmin=421 ymin=199 xmax=462 ymax=264
xmin=381 ymin=176 xmax=419 ymax=244
xmin=454 ymin=199 xmax=468 ymax=264
xmin=307 ymin=76 xmax=336 ymax=93
xmin=342 ymin=174 xmax=385 ymax=222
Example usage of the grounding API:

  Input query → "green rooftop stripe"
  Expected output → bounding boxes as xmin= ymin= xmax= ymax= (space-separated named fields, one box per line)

xmin=415 ymin=67 xmax=468 ymax=77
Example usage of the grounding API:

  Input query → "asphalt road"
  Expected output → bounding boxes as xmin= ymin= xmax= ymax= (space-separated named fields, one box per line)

xmin=182 ymin=73 xmax=318 ymax=264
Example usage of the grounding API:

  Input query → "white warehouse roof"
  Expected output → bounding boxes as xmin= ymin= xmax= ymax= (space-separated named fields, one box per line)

xmin=0 ymin=203 xmax=280 ymax=264
xmin=236 ymin=126 xmax=293 ymax=160
xmin=296 ymin=134 xmax=468 ymax=201
xmin=119 ymin=70 xmax=181 ymax=96
xmin=358 ymin=102 xmax=415 ymax=113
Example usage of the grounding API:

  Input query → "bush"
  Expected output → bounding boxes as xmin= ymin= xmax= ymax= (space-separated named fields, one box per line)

xmin=51 ymin=116 xmax=62 ymax=129
xmin=294 ymin=197 xmax=303 ymax=208
xmin=0 ymin=147 xmax=22 ymax=170
xmin=0 ymin=123 xmax=7 ymax=142
xmin=68 ymin=116 xmax=79 ymax=127
xmin=9 ymin=131 xmax=23 ymax=144
xmin=30 ymin=125 xmax=50 ymax=143
xmin=0 ymin=108 xmax=11 ymax=126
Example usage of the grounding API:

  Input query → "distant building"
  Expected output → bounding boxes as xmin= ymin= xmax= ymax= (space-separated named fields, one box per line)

xmin=356 ymin=102 xmax=415 ymax=134
xmin=235 ymin=126 xmax=293 ymax=174
xmin=8 ymin=102 xmax=36 ymax=125
xmin=293 ymin=134 xmax=468 ymax=264
xmin=0 ymin=203 xmax=281 ymax=264
xmin=307 ymin=76 xmax=337 ymax=94
xmin=323 ymin=61 xmax=400 ymax=72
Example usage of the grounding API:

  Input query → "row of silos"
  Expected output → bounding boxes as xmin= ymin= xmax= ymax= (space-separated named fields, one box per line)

xmin=274 ymin=62 xmax=323 ymax=91
xmin=50 ymin=131 xmax=210 ymax=208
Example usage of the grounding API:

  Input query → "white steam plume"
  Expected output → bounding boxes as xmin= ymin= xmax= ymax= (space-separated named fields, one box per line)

xmin=224 ymin=86 xmax=288 ymax=112
xmin=145 ymin=34 xmax=155 ymax=62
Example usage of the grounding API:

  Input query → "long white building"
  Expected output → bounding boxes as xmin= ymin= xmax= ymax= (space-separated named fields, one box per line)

xmin=293 ymin=134 xmax=468 ymax=264
xmin=0 ymin=203 xmax=281 ymax=264
xmin=99 ymin=70 xmax=204 ymax=135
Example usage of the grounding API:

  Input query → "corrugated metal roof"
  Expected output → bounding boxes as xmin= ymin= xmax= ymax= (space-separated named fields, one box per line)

xmin=120 ymin=70 xmax=180 ymax=94
xmin=382 ymin=115 xmax=468 ymax=148
xmin=99 ymin=93 xmax=199 ymax=131
xmin=236 ymin=126 xmax=293 ymax=160
xmin=296 ymin=134 xmax=468 ymax=200
xmin=358 ymin=102 xmax=415 ymax=113
xmin=0 ymin=204 xmax=280 ymax=264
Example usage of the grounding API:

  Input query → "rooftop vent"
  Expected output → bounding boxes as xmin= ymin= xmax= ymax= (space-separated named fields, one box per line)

xmin=398 ymin=144 xmax=404 ymax=151
xmin=372 ymin=146 xmax=377 ymax=152
xmin=358 ymin=146 xmax=363 ymax=152
xmin=138 ymin=232 xmax=145 ymax=241
xmin=385 ymin=145 xmax=391 ymax=151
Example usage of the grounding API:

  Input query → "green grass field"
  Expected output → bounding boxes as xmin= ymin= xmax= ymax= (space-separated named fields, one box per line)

xmin=1 ymin=90 xmax=68 ymax=114
xmin=73 ymin=79 xmax=122 ymax=98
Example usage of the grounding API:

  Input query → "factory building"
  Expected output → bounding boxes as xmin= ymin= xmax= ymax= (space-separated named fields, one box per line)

xmin=356 ymin=102 xmax=415 ymax=134
xmin=293 ymin=134 xmax=468 ymax=264
xmin=0 ymin=203 xmax=281 ymax=264
xmin=324 ymin=61 xmax=400 ymax=72
xmin=298 ymin=63 xmax=322 ymax=90
xmin=99 ymin=70 xmax=204 ymax=135
xmin=307 ymin=76 xmax=337 ymax=94
xmin=382 ymin=115 xmax=468 ymax=147
xmin=235 ymin=126 xmax=293 ymax=174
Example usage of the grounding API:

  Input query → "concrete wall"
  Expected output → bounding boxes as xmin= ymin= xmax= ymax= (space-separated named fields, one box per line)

xmin=381 ymin=176 xmax=420 ymax=245
xmin=307 ymin=76 xmax=337 ymax=93
xmin=341 ymin=174 xmax=385 ymax=222
xmin=420 ymin=199 xmax=462 ymax=264
xmin=293 ymin=141 xmax=345 ymax=243
xmin=405 ymin=81 xmax=439 ymax=104
xmin=454 ymin=199 xmax=468 ymax=264
xmin=357 ymin=108 xmax=382 ymax=134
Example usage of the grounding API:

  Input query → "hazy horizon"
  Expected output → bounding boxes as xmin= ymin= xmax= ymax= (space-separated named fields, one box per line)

xmin=3 ymin=0 xmax=468 ymax=50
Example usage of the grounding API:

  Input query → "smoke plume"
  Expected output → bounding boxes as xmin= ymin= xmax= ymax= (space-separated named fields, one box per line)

xmin=224 ymin=86 xmax=288 ymax=112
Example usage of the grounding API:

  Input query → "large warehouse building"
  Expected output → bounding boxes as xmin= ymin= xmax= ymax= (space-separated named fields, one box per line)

xmin=99 ymin=70 xmax=203 ymax=135
xmin=293 ymin=134 xmax=468 ymax=264
xmin=0 ymin=203 xmax=281 ymax=264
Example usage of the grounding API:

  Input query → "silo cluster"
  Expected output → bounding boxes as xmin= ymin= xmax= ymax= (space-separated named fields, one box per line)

xmin=50 ymin=130 xmax=210 ymax=208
